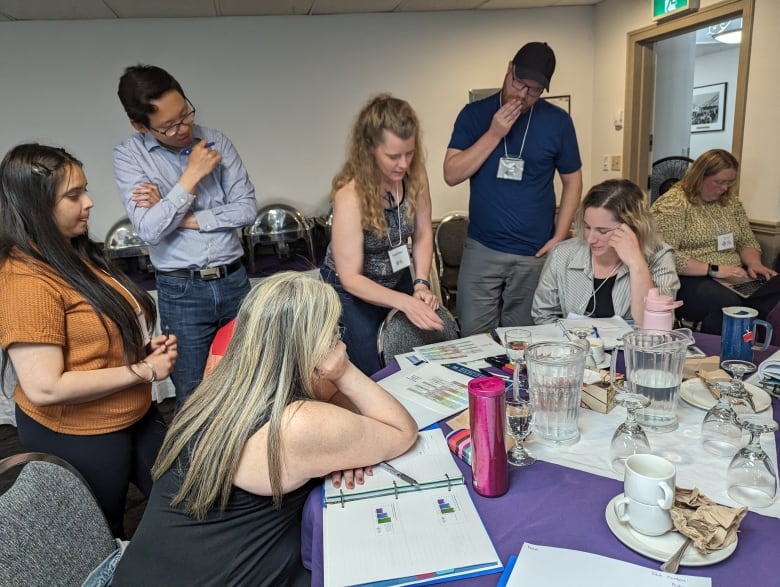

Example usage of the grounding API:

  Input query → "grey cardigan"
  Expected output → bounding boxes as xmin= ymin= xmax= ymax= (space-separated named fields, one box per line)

xmin=531 ymin=238 xmax=680 ymax=324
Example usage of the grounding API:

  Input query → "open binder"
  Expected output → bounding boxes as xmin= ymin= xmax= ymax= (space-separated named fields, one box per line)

xmin=322 ymin=429 xmax=464 ymax=506
xmin=323 ymin=429 xmax=503 ymax=587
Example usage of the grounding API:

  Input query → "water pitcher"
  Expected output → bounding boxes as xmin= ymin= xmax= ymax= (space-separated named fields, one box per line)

xmin=612 ymin=329 xmax=691 ymax=433
xmin=526 ymin=342 xmax=586 ymax=446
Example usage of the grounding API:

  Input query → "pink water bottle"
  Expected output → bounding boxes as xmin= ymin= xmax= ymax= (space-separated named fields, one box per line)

xmin=468 ymin=377 xmax=508 ymax=497
xmin=643 ymin=288 xmax=683 ymax=331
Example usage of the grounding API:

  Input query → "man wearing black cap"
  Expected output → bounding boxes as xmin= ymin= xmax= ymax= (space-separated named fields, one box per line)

xmin=444 ymin=42 xmax=582 ymax=335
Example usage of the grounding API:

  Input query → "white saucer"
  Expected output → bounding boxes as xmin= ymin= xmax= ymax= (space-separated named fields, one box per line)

xmin=679 ymin=378 xmax=771 ymax=412
xmin=605 ymin=494 xmax=737 ymax=566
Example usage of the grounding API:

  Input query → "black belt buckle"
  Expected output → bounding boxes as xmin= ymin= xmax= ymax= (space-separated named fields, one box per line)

xmin=199 ymin=266 xmax=223 ymax=280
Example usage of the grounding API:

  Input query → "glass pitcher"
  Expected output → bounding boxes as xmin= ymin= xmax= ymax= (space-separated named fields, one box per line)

xmin=526 ymin=342 xmax=586 ymax=446
xmin=610 ymin=329 xmax=692 ymax=433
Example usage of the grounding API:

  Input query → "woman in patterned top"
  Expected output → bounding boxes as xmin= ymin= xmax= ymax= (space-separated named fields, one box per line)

xmin=532 ymin=179 xmax=679 ymax=325
xmin=320 ymin=94 xmax=442 ymax=375
xmin=651 ymin=149 xmax=778 ymax=334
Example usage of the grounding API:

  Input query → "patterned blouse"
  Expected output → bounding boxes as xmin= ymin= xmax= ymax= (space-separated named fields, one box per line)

xmin=650 ymin=186 xmax=761 ymax=273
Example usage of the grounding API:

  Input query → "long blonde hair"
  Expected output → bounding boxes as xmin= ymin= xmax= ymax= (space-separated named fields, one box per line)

xmin=152 ymin=272 xmax=341 ymax=518
xmin=331 ymin=93 xmax=426 ymax=233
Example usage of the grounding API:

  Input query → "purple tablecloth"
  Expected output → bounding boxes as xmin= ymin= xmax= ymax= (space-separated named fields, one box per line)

xmin=303 ymin=333 xmax=780 ymax=586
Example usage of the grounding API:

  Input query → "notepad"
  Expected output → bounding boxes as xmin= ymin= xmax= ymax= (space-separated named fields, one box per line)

xmin=323 ymin=429 xmax=503 ymax=587
xmin=322 ymin=429 xmax=464 ymax=506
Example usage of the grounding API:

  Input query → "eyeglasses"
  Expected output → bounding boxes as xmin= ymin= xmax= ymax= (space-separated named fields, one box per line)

xmin=511 ymin=72 xmax=544 ymax=98
xmin=337 ymin=325 xmax=346 ymax=341
xmin=149 ymin=100 xmax=196 ymax=137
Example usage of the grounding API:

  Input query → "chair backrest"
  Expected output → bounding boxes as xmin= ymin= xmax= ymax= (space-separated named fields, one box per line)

xmin=377 ymin=307 xmax=460 ymax=368
xmin=203 ymin=319 xmax=237 ymax=378
xmin=0 ymin=453 xmax=116 ymax=587
xmin=434 ymin=212 xmax=469 ymax=291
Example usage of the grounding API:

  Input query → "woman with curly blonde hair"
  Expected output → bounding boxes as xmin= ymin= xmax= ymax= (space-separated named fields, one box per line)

xmin=321 ymin=94 xmax=442 ymax=375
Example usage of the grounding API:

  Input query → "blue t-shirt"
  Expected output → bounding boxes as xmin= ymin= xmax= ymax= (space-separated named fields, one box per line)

xmin=448 ymin=93 xmax=581 ymax=256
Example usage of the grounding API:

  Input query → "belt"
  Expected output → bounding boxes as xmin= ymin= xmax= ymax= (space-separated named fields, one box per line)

xmin=156 ymin=260 xmax=244 ymax=281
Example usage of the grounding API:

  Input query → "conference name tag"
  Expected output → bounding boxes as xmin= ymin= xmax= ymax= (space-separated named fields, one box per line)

xmin=716 ymin=232 xmax=734 ymax=251
xmin=388 ymin=244 xmax=411 ymax=272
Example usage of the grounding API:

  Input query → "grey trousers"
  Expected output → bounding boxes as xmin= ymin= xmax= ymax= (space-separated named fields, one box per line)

xmin=456 ymin=238 xmax=545 ymax=336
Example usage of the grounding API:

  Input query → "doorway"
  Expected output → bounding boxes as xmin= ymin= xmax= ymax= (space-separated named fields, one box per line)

xmin=622 ymin=0 xmax=754 ymax=194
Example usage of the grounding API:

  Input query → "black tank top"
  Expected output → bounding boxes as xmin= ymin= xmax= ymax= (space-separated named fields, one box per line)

xmin=113 ymin=448 xmax=316 ymax=586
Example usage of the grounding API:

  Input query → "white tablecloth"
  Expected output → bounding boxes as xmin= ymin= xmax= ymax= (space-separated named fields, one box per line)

xmin=526 ymin=348 xmax=780 ymax=519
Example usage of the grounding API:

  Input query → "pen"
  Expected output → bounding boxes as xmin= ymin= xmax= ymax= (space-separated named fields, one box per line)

xmin=592 ymin=326 xmax=601 ymax=339
xmin=183 ymin=140 xmax=215 ymax=155
xmin=479 ymin=367 xmax=511 ymax=381
xmin=557 ymin=319 xmax=574 ymax=340
xmin=379 ymin=462 xmax=420 ymax=487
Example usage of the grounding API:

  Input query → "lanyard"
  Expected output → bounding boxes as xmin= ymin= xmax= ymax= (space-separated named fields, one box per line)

xmin=384 ymin=182 xmax=403 ymax=247
xmin=499 ymin=98 xmax=534 ymax=159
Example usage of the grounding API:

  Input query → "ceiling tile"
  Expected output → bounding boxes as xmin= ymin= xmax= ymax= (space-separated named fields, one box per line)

xmin=397 ymin=0 xmax=485 ymax=12
xmin=311 ymin=0 xmax=399 ymax=15
xmin=220 ymin=0 xmax=314 ymax=16
xmin=105 ymin=0 xmax=216 ymax=19
xmin=0 ymin=0 xmax=116 ymax=20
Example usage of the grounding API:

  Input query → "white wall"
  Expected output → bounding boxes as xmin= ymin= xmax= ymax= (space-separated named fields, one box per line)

xmin=592 ymin=0 xmax=780 ymax=222
xmin=0 ymin=8 xmax=595 ymax=240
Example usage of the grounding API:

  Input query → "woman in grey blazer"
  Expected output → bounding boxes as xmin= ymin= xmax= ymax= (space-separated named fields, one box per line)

xmin=532 ymin=179 xmax=679 ymax=325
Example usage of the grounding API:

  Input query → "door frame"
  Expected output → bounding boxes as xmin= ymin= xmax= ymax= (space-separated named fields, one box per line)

xmin=622 ymin=0 xmax=754 ymax=191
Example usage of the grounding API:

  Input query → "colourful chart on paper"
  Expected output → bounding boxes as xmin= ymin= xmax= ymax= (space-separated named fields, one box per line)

xmin=413 ymin=333 xmax=505 ymax=364
xmin=404 ymin=374 xmax=468 ymax=410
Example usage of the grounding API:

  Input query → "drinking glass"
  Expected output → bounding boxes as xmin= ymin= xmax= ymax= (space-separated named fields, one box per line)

xmin=727 ymin=417 xmax=779 ymax=508
xmin=570 ymin=326 xmax=598 ymax=370
xmin=505 ymin=329 xmax=532 ymax=369
xmin=610 ymin=392 xmax=652 ymax=474
xmin=506 ymin=395 xmax=536 ymax=466
xmin=701 ymin=377 xmax=743 ymax=456
xmin=721 ymin=359 xmax=758 ymax=412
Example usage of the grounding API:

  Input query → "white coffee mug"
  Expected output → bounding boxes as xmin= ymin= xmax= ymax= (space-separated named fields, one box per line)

xmin=614 ymin=494 xmax=673 ymax=536
xmin=624 ymin=454 xmax=676 ymax=509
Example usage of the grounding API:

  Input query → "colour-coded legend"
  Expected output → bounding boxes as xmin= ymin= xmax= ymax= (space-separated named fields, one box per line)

xmin=375 ymin=507 xmax=392 ymax=524
xmin=437 ymin=498 xmax=455 ymax=514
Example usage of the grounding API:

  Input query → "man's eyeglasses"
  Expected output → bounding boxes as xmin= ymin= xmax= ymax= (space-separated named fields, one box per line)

xmin=511 ymin=72 xmax=544 ymax=98
xmin=149 ymin=100 xmax=196 ymax=137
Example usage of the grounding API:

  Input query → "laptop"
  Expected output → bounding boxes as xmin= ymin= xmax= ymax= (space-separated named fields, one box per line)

xmin=715 ymin=273 xmax=780 ymax=299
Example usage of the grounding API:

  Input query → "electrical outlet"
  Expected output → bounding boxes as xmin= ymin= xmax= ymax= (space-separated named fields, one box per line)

xmin=602 ymin=155 xmax=610 ymax=172
xmin=610 ymin=155 xmax=622 ymax=172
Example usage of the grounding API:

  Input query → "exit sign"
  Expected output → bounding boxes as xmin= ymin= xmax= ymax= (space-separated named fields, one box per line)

xmin=653 ymin=0 xmax=700 ymax=21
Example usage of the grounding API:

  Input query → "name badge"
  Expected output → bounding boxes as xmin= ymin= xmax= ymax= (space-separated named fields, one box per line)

xmin=388 ymin=244 xmax=411 ymax=272
xmin=497 ymin=156 xmax=524 ymax=181
xmin=716 ymin=232 xmax=734 ymax=251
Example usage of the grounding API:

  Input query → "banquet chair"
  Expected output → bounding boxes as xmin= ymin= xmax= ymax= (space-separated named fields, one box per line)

xmin=0 ymin=452 xmax=118 ymax=587
xmin=434 ymin=212 xmax=469 ymax=313
xmin=377 ymin=307 xmax=460 ymax=368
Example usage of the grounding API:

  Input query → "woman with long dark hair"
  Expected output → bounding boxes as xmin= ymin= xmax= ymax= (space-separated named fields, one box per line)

xmin=0 ymin=143 xmax=177 ymax=537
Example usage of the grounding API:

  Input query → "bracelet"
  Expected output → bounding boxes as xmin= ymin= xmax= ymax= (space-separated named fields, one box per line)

xmin=129 ymin=361 xmax=157 ymax=383
xmin=413 ymin=278 xmax=431 ymax=289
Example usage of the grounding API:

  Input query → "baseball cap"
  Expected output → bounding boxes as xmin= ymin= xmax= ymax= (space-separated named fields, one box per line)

xmin=512 ymin=42 xmax=556 ymax=91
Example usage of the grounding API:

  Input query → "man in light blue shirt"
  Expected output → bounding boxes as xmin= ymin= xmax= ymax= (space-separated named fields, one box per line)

xmin=113 ymin=64 xmax=257 ymax=405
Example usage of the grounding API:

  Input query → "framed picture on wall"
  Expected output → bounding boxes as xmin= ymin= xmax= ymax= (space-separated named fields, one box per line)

xmin=691 ymin=83 xmax=727 ymax=133
xmin=544 ymin=94 xmax=571 ymax=114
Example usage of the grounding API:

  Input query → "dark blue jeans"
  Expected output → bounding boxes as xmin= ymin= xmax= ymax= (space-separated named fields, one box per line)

xmin=320 ymin=267 xmax=412 ymax=376
xmin=156 ymin=266 xmax=251 ymax=405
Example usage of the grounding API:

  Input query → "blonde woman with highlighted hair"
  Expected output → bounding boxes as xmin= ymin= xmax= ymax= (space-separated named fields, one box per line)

xmin=321 ymin=94 xmax=443 ymax=376
xmin=112 ymin=272 xmax=418 ymax=586
xmin=532 ymin=179 xmax=679 ymax=325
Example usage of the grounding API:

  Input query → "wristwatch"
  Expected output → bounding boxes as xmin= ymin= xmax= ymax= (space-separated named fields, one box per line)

xmin=708 ymin=264 xmax=719 ymax=277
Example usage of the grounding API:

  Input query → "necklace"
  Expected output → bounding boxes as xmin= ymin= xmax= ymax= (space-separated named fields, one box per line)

xmin=585 ymin=260 xmax=622 ymax=317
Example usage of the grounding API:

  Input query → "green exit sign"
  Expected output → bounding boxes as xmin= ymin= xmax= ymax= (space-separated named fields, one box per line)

xmin=653 ymin=0 xmax=700 ymax=20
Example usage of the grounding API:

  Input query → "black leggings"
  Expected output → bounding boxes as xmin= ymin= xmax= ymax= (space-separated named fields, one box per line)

xmin=676 ymin=276 xmax=780 ymax=334
xmin=15 ymin=404 xmax=167 ymax=538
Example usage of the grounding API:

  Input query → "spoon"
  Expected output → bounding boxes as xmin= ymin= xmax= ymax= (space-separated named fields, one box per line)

xmin=660 ymin=536 xmax=691 ymax=573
